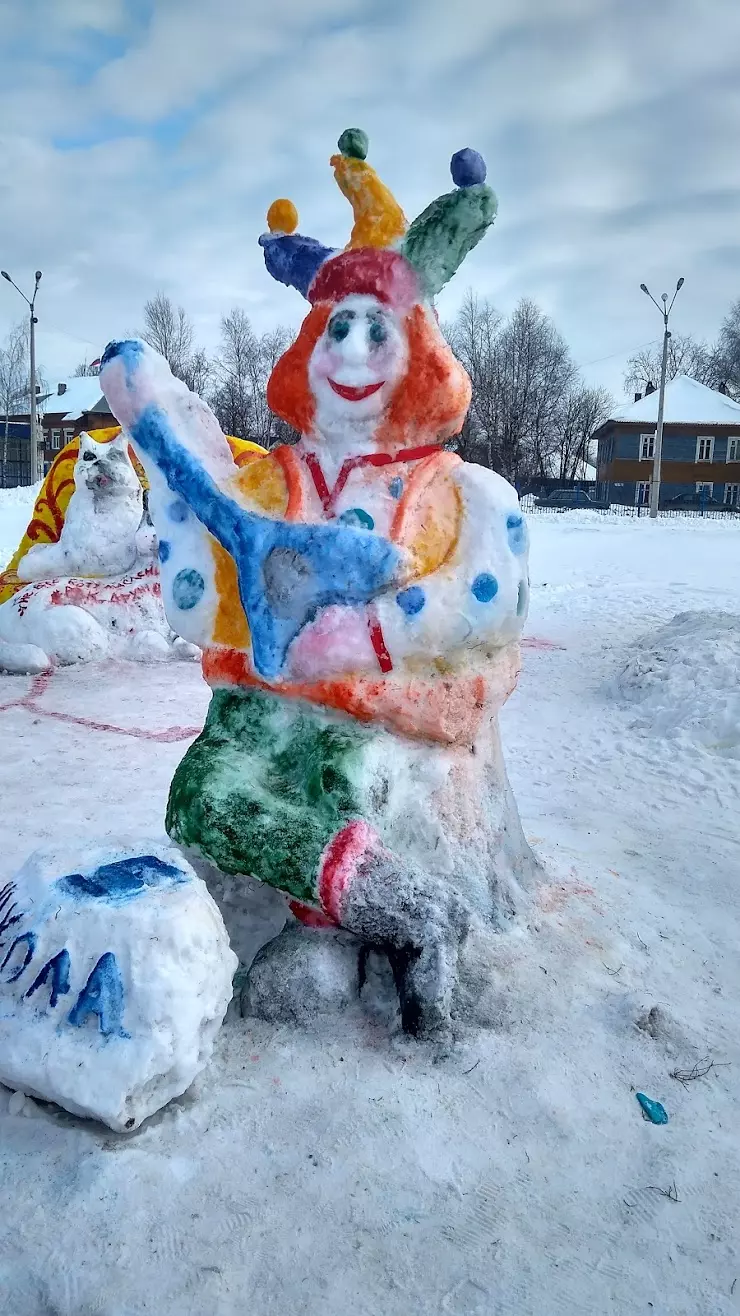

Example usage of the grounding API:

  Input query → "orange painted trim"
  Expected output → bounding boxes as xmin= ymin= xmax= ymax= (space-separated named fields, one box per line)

xmin=390 ymin=449 xmax=461 ymax=543
xmin=201 ymin=647 xmax=489 ymax=746
xmin=271 ymin=445 xmax=305 ymax=520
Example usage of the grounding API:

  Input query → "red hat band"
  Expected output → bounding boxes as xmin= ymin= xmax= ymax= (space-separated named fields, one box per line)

xmin=309 ymin=248 xmax=419 ymax=310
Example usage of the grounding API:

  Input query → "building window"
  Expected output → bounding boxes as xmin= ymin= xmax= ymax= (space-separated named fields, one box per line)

xmin=696 ymin=435 xmax=714 ymax=462
xmin=51 ymin=429 xmax=62 ymax=450
xmin=728 ymin=437 xmax=739 ymax=462
xmin=635 ymin=480 xmax=651 ymax=506
xmin=696 ymin=482 xmax=714 ymax=500
xmin=724 ymin=483 xmax=740 ymax=507
xmin=64 ymin=428 xmax=74 ymax=445
xmin=640 ymin=433 xmax=655 ymax=460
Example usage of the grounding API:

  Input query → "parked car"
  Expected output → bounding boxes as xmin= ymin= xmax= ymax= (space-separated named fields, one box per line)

xmin=534 ymin=488 xmax=610 ymax=511
xmin=662 ymin=491 xmax=725 ymax=511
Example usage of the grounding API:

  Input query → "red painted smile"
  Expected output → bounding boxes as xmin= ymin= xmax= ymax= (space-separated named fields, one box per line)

xmin=328 ymin=379 xmax=384 ymax=402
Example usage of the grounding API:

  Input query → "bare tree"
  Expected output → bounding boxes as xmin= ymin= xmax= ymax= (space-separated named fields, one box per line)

xmin=446 ymin=291 xmax=613 ymax=486
xmin=210 ymin=308 xmax=293 ymax=446
xmin=553 ymin=385 xmax=612 ymax=481
xmin=446 ymin=293 xmax=578 ymax=483
xmin=624 ymin=332 xmax=716 ymax=393
xmin=0 ymin=322 xmax=30 ymax=483
xmin=445 ymin=291 xmax=503 ymax=469
xmin=209 ymin=308 xmax=255 ymax=440
xmin=497 ymin=297 xmax=577 ymax=481
xmin=250 ymin=325 xmax=293 ymax=445
xmin=141 ymin=292 xmax=195 ymax=380
xmin=712 ymin=299 xmax=740 ymax=399
xmin=181 ymin=347 xmax=212 ymax=397
xmin=73 ymin=359 xmax=100 ymax=377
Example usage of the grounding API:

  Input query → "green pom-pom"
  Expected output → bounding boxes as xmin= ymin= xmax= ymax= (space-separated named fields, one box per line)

xmin=337 ymin=128 xmax=369 ymax=160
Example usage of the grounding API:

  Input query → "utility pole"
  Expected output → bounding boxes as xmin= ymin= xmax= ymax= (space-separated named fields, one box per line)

xmin=1 ymin=268 xmax=43 ymax=484
xmin=640 ymin=276 xmax=684 ymax=519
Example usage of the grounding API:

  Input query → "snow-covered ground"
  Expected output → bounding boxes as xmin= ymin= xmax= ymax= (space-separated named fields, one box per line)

xmin=1 ymin=490 xmax=739 ymax=1315
xmin=0 ymin=482 xmax=41 ymax=567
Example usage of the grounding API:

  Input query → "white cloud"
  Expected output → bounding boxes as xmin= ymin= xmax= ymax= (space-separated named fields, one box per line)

xmin=0 ymin=0 xmax=738 ymax=399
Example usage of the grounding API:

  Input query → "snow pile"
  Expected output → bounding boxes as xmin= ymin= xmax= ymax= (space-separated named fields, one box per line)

xmin=0 ymin=840 xmax=237 ymax=1131
xmin=0 ymin=483 xmax=39 ymax=569
xmin=615 ymin=610 xmax=740 ymax=755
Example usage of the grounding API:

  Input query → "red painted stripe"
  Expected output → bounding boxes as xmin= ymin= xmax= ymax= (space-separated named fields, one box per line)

xmin=521 ymin=636 xmax=565 ymax=651
xmin=367 ymin=610 xmax=393 ymax=673
xmin=302 ymin=444 xmax=442 ymax=518
xmin=318 ymin=819 xmax=375 ymax=923
xmin=0 ymin=667 xmax=200 ymax=741
xmin=303 ymin=451 xmax=332 ymax=512
xmin=288 ymin=899 xmax=337 ymax=928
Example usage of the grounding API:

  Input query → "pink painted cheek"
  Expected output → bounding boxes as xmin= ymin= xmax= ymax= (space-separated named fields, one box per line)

xmin=373 ymin=340 xmax=403 ymax=374
xmin=311 ymin=342 xmax=344 ymax=380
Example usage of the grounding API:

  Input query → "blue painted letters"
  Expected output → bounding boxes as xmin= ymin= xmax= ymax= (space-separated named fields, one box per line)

xmin=68 ymin=952 xmax=129 ymax=1039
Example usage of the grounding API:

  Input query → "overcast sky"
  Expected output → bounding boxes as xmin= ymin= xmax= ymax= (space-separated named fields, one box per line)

xmin=1 ymin=0 xmax=738 ymax=401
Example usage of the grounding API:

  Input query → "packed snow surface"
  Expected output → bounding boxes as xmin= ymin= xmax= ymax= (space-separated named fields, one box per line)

xmin=0 ymin=505 xmax=739 ymax=1314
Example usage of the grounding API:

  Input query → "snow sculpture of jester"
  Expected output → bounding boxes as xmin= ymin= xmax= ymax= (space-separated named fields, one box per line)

xmin=100 ymin=130 xmax=537 ymax=1037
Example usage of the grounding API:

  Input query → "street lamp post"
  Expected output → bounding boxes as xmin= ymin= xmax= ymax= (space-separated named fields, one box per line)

xmin=640 ymin=276 xmax=684 ymax=519
xmin=1 ymin=268 xmax=43 ymax=484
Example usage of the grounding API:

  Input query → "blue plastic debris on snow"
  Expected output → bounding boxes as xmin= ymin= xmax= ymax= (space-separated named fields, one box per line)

xmin=636 ymin=1092 xmax=669 ymax=1124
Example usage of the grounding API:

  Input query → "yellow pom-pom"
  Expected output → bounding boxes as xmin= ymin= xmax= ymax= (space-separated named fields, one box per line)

xmin=267 ymin=199 xmax=299 ymax=234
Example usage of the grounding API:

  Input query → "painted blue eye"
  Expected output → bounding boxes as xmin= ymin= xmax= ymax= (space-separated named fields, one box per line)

xmin=329 ymin=318 xmax=351 ymax=342
xmin=369 ymin=319 xmax=387 ymax=345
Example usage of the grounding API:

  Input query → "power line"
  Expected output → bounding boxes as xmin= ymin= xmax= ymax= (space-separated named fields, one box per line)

xmin=577 ymin=336 xmax=660 ymax=370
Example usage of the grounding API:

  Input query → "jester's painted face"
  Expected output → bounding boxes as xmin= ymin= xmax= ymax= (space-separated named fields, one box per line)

xmin=308 ymin=294 xmax=409 ymax=436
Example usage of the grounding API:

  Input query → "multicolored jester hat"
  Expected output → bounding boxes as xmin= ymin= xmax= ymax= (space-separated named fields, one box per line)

xmin=100 ymin=130 xmax=534 ymax=1036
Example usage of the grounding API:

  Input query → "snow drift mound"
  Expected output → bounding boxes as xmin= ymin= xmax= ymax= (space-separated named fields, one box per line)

xmin=615 ymin=611 xmax=740 ymax=756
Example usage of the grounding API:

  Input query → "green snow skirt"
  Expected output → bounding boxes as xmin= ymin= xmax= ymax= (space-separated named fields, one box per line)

xmin=166 ymin=686 xmax=368 ymax=905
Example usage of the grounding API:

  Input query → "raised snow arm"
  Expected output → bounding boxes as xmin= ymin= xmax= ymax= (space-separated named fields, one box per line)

xmin=119 ymin=396 xmax=400 ymax=680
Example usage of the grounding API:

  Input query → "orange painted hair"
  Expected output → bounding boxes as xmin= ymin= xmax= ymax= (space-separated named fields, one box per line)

xmin=266 ymin=302 xmax=471 ymax=451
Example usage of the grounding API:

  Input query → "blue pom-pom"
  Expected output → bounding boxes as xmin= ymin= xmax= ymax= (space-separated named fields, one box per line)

xmin=450 ymin=148 xmax=487 ymax=188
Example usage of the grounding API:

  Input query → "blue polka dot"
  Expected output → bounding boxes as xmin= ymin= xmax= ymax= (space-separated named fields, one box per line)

xmin=389 ymin=477 xmax=403 ymax=499
xmin=172 ymin=568 xmax=205 ymax=610
xmin=471 ymin=572 xmax=498 ymax=603
xmin=339 ymin=507 xmax=374 ymax=530
xmin=506 ymin=512 xmax=527 ymax=555
xmin=158 ymin=539 xmax=171 ymax=563
xmin=168 ymin=499 xmax=189 ymax=523
xmin=396 ymin=586 xmax=426 ymax=616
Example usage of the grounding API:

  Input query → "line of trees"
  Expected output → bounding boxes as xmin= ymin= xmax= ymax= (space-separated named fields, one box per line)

xmin=131 ymin=290 xmax=613 ymax=480
xmin=136 ymin=294 xmax=296 ymax=448
xmin=444 ymin=292 xmax=611 ymax=483
xmin=5 ymin=286 xmax=740 ymax=485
